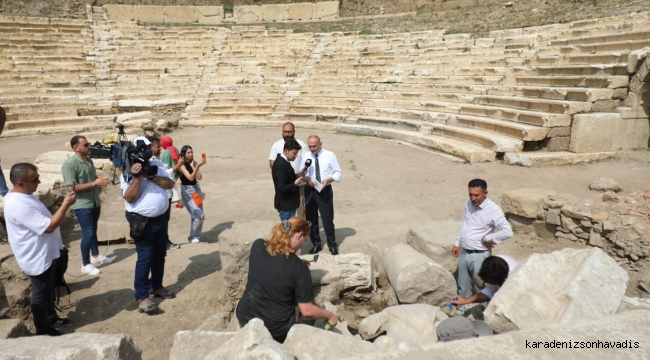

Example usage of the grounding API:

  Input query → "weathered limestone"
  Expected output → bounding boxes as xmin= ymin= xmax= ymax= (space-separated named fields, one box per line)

xmin=347 ymin=310 xmax=650 ymax=359
xmin=303 ymin=253 xmax=375 ymax=291
xmin=570 ymin=113 xmax=649 ymax=153
xmin=358 ymin=304 xmax=447 ymax=349
xmin=484 ymin=247 xmax=628 ymax=333
xmin=286 ymin=3 xmax=313 ymax=21
xmin=196 ymin=312 xmax=232 ymax=331
xmin=204 ymin=319 xmax=293 ymax=360
xmin=169 ymin=330 xmax=236 ymax=360
xmin=0 ymin=319 xmax=29 ymax=339
xmin=406 ymin=221 xmax=459 ymax=273
xmin=501 ymin=188 xmax=557 ymax=219
xmin=234 ymin=5 xmax=263 ymax=23
xmin=314 ymin=2 xmax=339 ymax=19
xmin=261 ymin=4 xmax=286 ymax=23
xmin=617 ymin=296 xmax=650 ymax=313
xmin=0 ymin=333 xmax=142 ymax=359
xmin=628 ymin=46 xmax=650 ymax=73
xmin=504 ymin=151 xmax=617 ymax=167
xmin=589 ymin=177 xmax=622 ymax=192
xmin=383 ymin=244 xmax=456 ymax=307
xmin=284 ymin=324 xmax=381 ymax=360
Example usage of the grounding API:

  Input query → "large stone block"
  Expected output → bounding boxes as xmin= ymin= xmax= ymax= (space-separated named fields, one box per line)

xmin=133 ymin=5 xmax=165 ymax=23
xmin=570 ymin=113 xmax=649 ymax=153
xmin=105 ymin=5 xmax=135 ymax=21
xmin=164 ymin=6 xmax=198 ymax=23
xmin=286 ymin=3 xmax=313 ymax=21
xmin=484 ymin=247 xmax=628 ymax=333
xmin=284 ymin=324 xmax=381 ymax=359
xmin=118 ymin=100 xmax=154 ymax=112
xmin=303 ymin=253 xmax=374 ymax=291
xmin=234 ymin=5 xmax=263 ymax=23
xmin=406 ymin=221 xmax=459 ymax=273
xmin=358 ymin=304 xmax=446 ymax=349
xmin=0 ymin=332 xmax=142 ymax=359
xmin=0 ymin=319 xmax=29 ymax=339
xmin=261 ymin=4 xmax=287 ymax=22
xmin=218 ymin=221 xmax=276 ymax=304
xmin=169 ymin=330 xmax=236 ymax=360
xmin=348 ymin=310 xmax=650 ymax=359
xmin=314 ymin=1 xmax=339 ymax=19
xmin=383 ymin=244 xmax=456 ymax=307
xmin=501 ymin=188 xmax=556 ymax=219
xmin=204 ymin=318 xmax=293 ymax=360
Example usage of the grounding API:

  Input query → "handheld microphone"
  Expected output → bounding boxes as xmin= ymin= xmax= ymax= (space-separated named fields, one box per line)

xmin=300 ymin=159 xmax=312 ymax=176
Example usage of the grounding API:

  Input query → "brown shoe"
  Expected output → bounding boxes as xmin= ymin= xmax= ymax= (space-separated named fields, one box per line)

xmin=137 ymin=298 xmax=158 ymax=313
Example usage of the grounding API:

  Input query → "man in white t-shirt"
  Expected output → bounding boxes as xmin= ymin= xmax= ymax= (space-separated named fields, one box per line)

xmin=269 ymin=122 xmax=309 ymax=217
xmin=4 ymin=163 xmax=77 ymax=336
xmin=451 ymin=255 xmax=519 ymax=305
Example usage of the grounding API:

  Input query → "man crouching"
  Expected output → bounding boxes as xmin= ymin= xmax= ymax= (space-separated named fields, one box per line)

xmin=121 ymin=138 xmax=177 ymax=313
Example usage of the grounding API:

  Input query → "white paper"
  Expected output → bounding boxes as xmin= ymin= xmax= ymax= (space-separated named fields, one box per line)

xmin=313 ymin=180 xmax=324 ymax=192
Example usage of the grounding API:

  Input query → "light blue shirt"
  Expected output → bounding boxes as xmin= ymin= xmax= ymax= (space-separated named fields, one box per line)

xmin=120 ymin=159 xmax=172 ymax=218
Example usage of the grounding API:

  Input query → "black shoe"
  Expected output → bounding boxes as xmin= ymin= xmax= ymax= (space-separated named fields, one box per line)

xmin=37 ymin=328 xmax=63 ymax=336
xmin=309 ymin=245 xmax=323 ymax=254
xmin=330 ymin=247 xmax=339 ymax=256
xmin=51 ymin=318 xmax=71 ymax=328
xmin=150 ymin=286 xmax=176 ymax=299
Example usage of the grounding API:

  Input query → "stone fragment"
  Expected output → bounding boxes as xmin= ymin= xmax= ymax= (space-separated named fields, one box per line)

xmin=617 ymin=296 xmax=650 ymax=313
xmin=570 ymin=113 xmax=648 ymax=152
xmin=118 ymin=100 xmax=154 ymax=111
xmin=0 ymin=333 xmax=141 ymax=359
xmin=170 ymin=330 xmax=236 ymax=360
xmin=383 ymin=244 xmax=456 ymax=307
xmin=155 ymin=119 xmax=169 ymax=131
xmin=545 ymin=208 xmax=561 ymax=225
xmin=560 ymin=214 xmax=579 ymax=231
xmin=589 ymin=177 xmax=622 ymax=192
xmin=561 ymin=205 xmax=591 ymax=221
xmin=579 ymin=220 xmax=592 ymax=228
xmin=303 ymin=253 xmax=374 ymax=292
xmin=314 ymin=1 xmax=339 ymax=19
xmin=555 ymin=231 xmax=578 ymax=241
xmin=351 ymin=311 xmax=650 ymax=359
xmin=284 ymin=324 xmax=381 ymax=359
xmin=484 ymin=248 xmax=628 ymax=333
xmin=588 ymin=230 xmax=603 ymax=247
xmin=628 ymin=46 xmax=650 ymax=73
xmin=406 ymin=221 xmax=460 ymax=273
xmin=0 ymin=319 xmax=29 ymax=339
xmin=358 ymin=304 xmax=445 ymax=349
xmin=501 ymin=188 xmax=556 ymax=219
xmin=196 ymin=312 xmax=232 ymax=331
xmin=603 ymin=220 xmax=615 ymax=232
xmin=603 ymin=191 xmax=619 ymax=202
xmin=205 ymin=319 xmax=293 ymax=360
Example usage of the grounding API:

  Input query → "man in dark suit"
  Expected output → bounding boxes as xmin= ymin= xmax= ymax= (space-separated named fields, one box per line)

xmin=272 ymin=139 xmax=306 ymax=221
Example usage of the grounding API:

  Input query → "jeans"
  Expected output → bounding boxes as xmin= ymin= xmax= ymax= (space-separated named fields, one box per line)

xmin=133 ymin=215 xmax=167 ymax=301
xmin=180 ymin=184 xmax=204 ymax=241
xmin=28 ymin=259 xmax=58 ymax=334
xmin=0 ymin=165 xmax=8 ymax=197
xmin=164 ymin=198 xmax=173 ymax=244
xmin=457 ymin=247 xmax=492 ymax=298
xmin=73 ymin=206 xmax=101 ymax=266
xmin=279 ymin=209 xmax=297 ymax=221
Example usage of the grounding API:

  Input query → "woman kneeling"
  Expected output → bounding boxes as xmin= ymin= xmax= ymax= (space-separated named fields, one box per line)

xmin=236 ymin=217 xmax=338 ymax=343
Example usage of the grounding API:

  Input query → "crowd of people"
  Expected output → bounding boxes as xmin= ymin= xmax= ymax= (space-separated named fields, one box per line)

xmin=2 ymin=114 xmax=518 ymax=341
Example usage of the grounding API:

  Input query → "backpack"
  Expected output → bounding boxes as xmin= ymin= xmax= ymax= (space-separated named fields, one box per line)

xmin=53 ymin=248 xmax=71 ymax=311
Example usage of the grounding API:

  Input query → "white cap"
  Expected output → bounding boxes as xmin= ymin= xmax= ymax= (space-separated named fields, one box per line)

xmin=133 ymin=136 xmax=151 ymax=146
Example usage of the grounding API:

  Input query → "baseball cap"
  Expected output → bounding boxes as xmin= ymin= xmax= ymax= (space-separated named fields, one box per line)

xmin=436 ymin=316 xmax=493 ymax=342
xmin=133 ymin=136 xmax=151 ymax=146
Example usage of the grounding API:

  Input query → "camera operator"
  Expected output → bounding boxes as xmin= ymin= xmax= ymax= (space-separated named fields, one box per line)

xmin=121 ymin=137 xmax=176 ymax=313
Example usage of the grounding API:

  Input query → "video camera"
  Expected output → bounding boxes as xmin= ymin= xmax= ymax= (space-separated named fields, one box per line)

xmin=89 ymin=124 xmax=158 ymax=181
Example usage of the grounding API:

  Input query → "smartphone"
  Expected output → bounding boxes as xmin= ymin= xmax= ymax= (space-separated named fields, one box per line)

xmin=71 ymin=183 xmax=76 ymax=193
xmin=201 ymin=153 xmax=206 ymax=160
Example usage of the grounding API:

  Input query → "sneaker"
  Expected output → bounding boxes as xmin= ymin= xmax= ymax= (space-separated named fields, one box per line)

xmin=91 ymin=254 xmax=113 ymax=265
xmin=37 ymin=328 xmax=63 ymax=336
xmin=189 ymin=237 xmax=200 ymax=244
xmin=81 ymin=264 xmax=100 ymax=276
xmin=175 ymin=203 xmax=184 ymax=209
xmin=168 ymin=243 xmax=181 ymax=250
xmin=137 ymin=298 xmax=158 ymax=313
xmin=51 ymin=318 xmax=71 ymax=328
xmin=149 ymin=286 xmax=176 ymax=299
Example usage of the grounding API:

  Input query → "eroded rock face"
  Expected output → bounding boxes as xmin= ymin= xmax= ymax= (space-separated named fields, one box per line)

xmin=358 ymin=304 xmax=447 ymax=350
xmin=284 ymin=324 xmax=381 ymax=360
xmin=204 ymin=318 xmax=293 ymax=360
xmin=406 ymin=222 xmax=459 ymax=273
xmin=589 ymin=177 xmax=622 ymax=192
xmin=0 ymin=332 xmax=142 ymax=359
xmin=383 ymin=244 xmax=456 ymax=307
xmin=484 ymin=247 xmax=628 ymax=333
xmin=501 ymin=188 xmax=557 ymax=219
xmin=169 ymin=330 xmax=236 ymax=360
xmin=0 ymin=319 xmax=29 ymax=339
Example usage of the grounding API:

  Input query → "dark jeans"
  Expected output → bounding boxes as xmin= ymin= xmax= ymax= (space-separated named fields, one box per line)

xmin=164 ymin=198 xmax=174 ymax=245
xmin=28 ymin=259 xmax=58 ymax=334
xmin=305 ymin=186 xmax=336 ymax=250
xmin=0 ymin=165 xmax=8 ymax=197
xmin=133 ymin=215 xmax=167 ymax=301
xmin=73 ymin=206 xmax=101 ymax=266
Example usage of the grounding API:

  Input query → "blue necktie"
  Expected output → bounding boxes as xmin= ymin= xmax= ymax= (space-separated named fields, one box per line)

xmin=315 ymin=154 xmax=321 ymax=183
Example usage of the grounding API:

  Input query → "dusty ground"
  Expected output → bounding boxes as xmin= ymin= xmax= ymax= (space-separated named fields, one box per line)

xmin=1 ymin=126 xmax=650 ymax=358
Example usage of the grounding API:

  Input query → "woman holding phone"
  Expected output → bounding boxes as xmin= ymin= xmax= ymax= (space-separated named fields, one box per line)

xmin=174 ymin=145 xmax=206 ymax=243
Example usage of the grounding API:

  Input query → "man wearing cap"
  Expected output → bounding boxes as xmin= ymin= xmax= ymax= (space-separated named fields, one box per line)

xmin=436 ymin=316 xmax=493 ymax=342
xmin=452 ymin=179 xmax=512 ymax=300
xmin=121 ymin=136 xmax=176 ymax=313
xmin=451 ymin=254 xmax=519 ymax=306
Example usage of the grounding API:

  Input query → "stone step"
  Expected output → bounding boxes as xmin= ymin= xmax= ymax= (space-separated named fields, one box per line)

xmin=458 ymin=103 xmax=571 ymax=127
xmin=450 ymin=114 xmax=549 ymax=141
xmin=503 ymin=75 xmax=628 ymax=89
xmin=503 ymin=151 xmax=617 ymax=167
xmin=3 ymin=115 xmax=115 ymax=132
xmin=476 ymin=95 xmax=591 ymax=114
xmin=554 ymin=28 xmax=650 ymax=46
xmin=539 ymin=39 xmax=650 ymax=56
xmin=526 ymin=53 xmax=628 ymax=66
xmin=5 ymin=108 xmax=78 ymax=121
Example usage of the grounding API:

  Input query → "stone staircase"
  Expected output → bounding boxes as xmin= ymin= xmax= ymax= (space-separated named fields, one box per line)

xmin=0 ymin=9 xmax=648 ymax=165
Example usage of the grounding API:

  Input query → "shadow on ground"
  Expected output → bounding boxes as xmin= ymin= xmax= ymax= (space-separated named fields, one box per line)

xmin=201 ymin=221 xmax=234 ymax=244
xmin=166 ymin=250 xmax=222 ymax=296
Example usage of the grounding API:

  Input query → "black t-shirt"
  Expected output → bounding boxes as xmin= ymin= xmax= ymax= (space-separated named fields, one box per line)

xmin=179 ymin=162 xmax=197 ymax=185
xmin=236 ymin=238 xmax=314 ymax=338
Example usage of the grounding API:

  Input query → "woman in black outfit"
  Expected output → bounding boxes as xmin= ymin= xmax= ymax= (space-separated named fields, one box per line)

xmin=174 ymin=145 xmax=206 ymax=244
xmin=236 ymin=217 xmax=339 ymax=343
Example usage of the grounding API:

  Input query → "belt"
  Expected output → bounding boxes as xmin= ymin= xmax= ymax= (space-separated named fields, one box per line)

xmin=463 ymin=249 xmax=488 ymax=254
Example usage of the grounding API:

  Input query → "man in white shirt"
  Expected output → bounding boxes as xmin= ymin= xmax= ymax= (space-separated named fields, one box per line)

xmin=300 ymin=135 xmax=343 ymax=255
xmin=269 ymin=122 xmax=309 ymax=217
xmin=5 ymin=163 xmax=77 ymax=336
xmin=451 ymin=255 xmax=519 ymax=305
xmin=121 ymin=140 xmax=177 ymax=313
xmin=452 ymin=179 xmax=513 ymax=299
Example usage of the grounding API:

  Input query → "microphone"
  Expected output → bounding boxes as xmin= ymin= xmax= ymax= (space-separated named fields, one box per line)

xmin=300 ymin=159 xmax=312 ymax=176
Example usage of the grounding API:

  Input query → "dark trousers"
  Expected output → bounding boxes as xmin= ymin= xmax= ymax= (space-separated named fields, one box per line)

xmin=73 ymin=206 xmax=101 ymax=266
xmin=28 ymin=259 xmax=58 ymax=334
xmin=133 ymin=215 xmax=167 ymax=301
xmin=305 ymin=185 xmax=336 ymax=250
xmin=164 ymin=198 xmax=174 ymax=245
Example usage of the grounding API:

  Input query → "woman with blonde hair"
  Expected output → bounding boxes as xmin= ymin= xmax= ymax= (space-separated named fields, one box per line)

xmin=236 ymin=217 xmax=338 ymax=343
